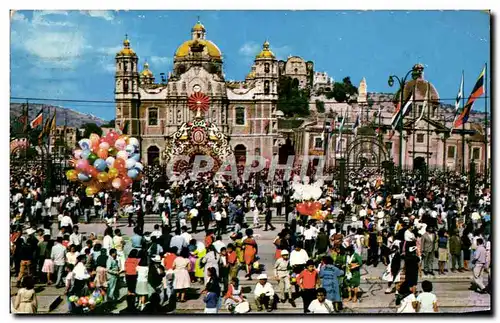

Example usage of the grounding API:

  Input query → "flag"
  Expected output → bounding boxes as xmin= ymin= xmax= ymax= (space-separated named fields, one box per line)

xmin=454 ymin=66 xmax=485 ymax=129
xmin=415 ymin=85 xmax=429 ymax=124
xmin=39 ymin=112 xmax=56 ymax=142
xmin=391 ymin=94 xmax=414 ymax=130
xmin=451 ymin=72 xmax=464 ymax=132
xmin=338 ymin=113 xmax=345 ymax=134
xmin=19 ymin=105 xmax=29 ymax=132
xmin=352 ymin=113 xmax=360 ymax=136
xmin=30 ymin=109 xmax=43 ymax=128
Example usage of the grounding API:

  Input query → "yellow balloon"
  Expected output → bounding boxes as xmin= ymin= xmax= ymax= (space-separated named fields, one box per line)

xmin=66 ymin=170 xmax=78 ymax=182
xmin=85 ymin=186 xmax=95 ymax=197
xmin=119 ymin=135 xmax=130 ymax=144
xmin=108 ymin=167 xmax=119 ymax=179
xmin=89 ymin=133 xmax=100 ymax=144
xmin=97 ymin=172 xmax=109 ymax=183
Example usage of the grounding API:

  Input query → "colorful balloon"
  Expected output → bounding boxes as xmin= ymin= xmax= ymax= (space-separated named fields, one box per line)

xmin=134 ymin=162 xmax=143 ymax=171
xmin=111 ymin=178 xmax=122 ymax=189
xmin=78 ymin=173 xmax=90 ymax=182
xmin=87 ymin=153 xmax=98 ymax=165
xmin=97 ymin=148 xmax=108 ymax=159
xmin=125 ymin=158 xmax=136 ymax=169
xmin=129 ymin=137 xmax=139 ymax=147
xmin=73 ymin=149 xmax=83 ymax=159
xmin=66 ymin=170 xmax=78 ymax=181
xmin=88 ymin=166 xmax=98 ymax=178
xmin=122 ymin=176 xmax=133 ymax=187
xmin=108 ymin=167 xmax=119 ymax=179
xmin=130 ymin=153 xmax=140 ymax=162
xmin=116 ymin=150 xmax=128 ymax=160
xmin=105 ymin=156 xmax=115 ymax=167
xmin=108 ymin=147 xmax=118 ymax=156
xmin=79 ymin=139 xmax=91 ymax=150
xmin=93 ymin=158 xmax=107 ymax=172
xmin=81 ymin=149 xmax=91 ymax=160
xmin=99 ymin=141 xmax=110 ymax=150
xmin=127 ymin=169 xmax=139 ymax=179
xmin=97 ymin=172 xmax=109 ymax=183
xmin=115 ymin=138 xmax=126 ymax=150
xmin=76 ymin=159 xmax=89 ymax=170
xmin=125 ymin=144 xmax=135 ymax=155
xmin=89 ymin=133 xmax=100 ymax=144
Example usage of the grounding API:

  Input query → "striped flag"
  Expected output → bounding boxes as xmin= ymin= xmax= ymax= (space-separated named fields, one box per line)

xmin=451 ymin=72 xmax=464 ymax=132
xmin=391 ymin=94 xmax=414 ymax=130
xmin=30 ymin=108 xmax=43 ymax=128
xmin=454 ymin=66 xmax=485 ymax=129
xmin=415 ymin=85 xmax=429 ymax=124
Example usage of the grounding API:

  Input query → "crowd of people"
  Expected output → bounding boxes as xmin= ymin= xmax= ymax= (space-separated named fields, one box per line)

xmin=10 ymin=162 xmax=491 ymax=314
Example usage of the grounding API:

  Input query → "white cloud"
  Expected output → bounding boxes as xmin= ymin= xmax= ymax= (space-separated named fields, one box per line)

xmin=98 ymin=45 xmax=123 ymax=56
xmin=81 ymin=10 xmax=115 ymax=21
xmin=23 ymin=32 xmax=87 ymax=61
xmin=10 ymin=11 xmax=26 ymax=22
xmin=273 ymin=45 xmax=292 ymax=59
xmin=149 ymin=56 xmax=172 ymax=67
xmin=36 ymin=10 xmax=69 ymax=16
xmin=103 ymin=63 xmax=116 ymax=74
xmin=239 ymin=42 xmax=260 ymax=56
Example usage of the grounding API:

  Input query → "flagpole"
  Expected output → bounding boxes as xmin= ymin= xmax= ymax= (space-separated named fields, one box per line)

xmin=483 ymin=63 xmax=488 ymax=186
xmin=412 ymin=83 xmax=417 ymax=168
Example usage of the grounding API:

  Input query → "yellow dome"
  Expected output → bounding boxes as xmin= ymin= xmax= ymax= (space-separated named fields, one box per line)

xmin=175 ymin=39 xmax=222 ymax=60
xmin=246 ymin=71 xmax=256 ymax=79
xmin=141 ymin=62 xmax=153 ymax=77
xmin=255 ymin=40 xmax=275 ymax=59
xmin=117 ymin=36 xmax=136 ymax=57
xmin=192 ymin=21 xmax=206 ymax=32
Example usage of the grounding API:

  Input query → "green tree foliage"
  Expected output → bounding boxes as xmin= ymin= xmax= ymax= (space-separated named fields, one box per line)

xmin=324 ymin=77 xmax=359 ymax=103
xmin=277 ymin=76 xmax=310 ymax=117
xmin=315 ymin=100 xmax=325 ymax=113
xmin=102 ymin=119 xmax=115 ymax=128
xmin=81 ymin=123 xmax=103 ymax=139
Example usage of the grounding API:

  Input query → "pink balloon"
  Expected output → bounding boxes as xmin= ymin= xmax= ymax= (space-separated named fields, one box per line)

xmin=116 ymin=150 xmax=128 ymax=160
xmin=114 ymin=138 xmax=126 ymax=150
xmin=111 ymin=178 xmax=122 ymax=189
xmin=99 ymin=142 xmax=110 ymax=150
xmin=76 ymin=159 xmax=89 ymax=170
xmin=74 ymin=149 xmax=83 ymax=159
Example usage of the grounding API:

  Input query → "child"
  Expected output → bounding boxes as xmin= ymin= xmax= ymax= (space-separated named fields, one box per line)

xmin=252 ymin=207 xmax=260 ymax=228
xmin=203 ymin=290 xmax=219 ymax=313
xmin=416 ymin=280 xmax=438 ymax=313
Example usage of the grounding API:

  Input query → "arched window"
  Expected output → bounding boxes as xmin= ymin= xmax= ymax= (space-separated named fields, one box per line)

xmin=147 ymin=146 xmax=160 ymax=165
xmin=264 ymin=63 xmax=270 ymax=73
xmin=235 ymin=107 xmax=245 ymax=125
xmin=148 ymin=107 xmax=158 ymax=126
xmin=264 ymin=80 xmax=270 ymax=95
xmin=123 ymin=79 xmax=129 ymax=93
xmin=123 ymin=62 xmax=128 ymax=72
xmin=234 ymin=144 xmax=247 ymax=165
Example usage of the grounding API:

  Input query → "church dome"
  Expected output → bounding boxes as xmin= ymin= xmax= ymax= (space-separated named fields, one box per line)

xmin=255 ymin=40 xmax=275 ymax=59
xmin=116 ymin=37 xmax=136 ymax=57
xmin=141 ymin=62 xmax=153 ymax=77
xmin=175 ymin=39 xmax=222 ymax=60
xmin=174 ymin=21 xmax=222 ymax=61
xmin=394 ymin=65 xmax=440 ymax=104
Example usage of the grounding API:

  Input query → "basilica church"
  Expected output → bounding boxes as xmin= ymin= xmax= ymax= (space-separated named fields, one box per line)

xmin=114 ymin=20 xmax=313 ymax=166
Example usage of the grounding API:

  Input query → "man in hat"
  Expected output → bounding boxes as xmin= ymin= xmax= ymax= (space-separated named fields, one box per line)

xmin=253 ymin=273 xmax=275 ymax=312
xmin=274 ymin=250 xmax=295 ymax=306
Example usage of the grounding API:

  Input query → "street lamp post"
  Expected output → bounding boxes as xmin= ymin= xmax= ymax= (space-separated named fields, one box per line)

xmin=388 ymin=68 xmax=415 ymax=186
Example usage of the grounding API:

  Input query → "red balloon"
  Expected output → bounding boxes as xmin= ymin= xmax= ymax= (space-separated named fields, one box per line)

xmin=88 ymin=166 xmax=98 ymax=178
xmin=122 ymin=177 xmax=132 ymax=188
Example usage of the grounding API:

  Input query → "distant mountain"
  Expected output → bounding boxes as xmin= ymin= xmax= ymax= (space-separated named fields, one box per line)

xmin=10 ymin=103 xmax=109 ymax=128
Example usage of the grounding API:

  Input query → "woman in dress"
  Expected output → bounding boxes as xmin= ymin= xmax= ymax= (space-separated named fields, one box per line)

xmin=135 ymin=254 xmax=150 ymax=309
xmin=383 ymin=245 xmax=402 ymax=294
xmin=124 ymin=249 xmax=140 ymax=295
xmin=41 ymin=239 xmax=54 ymax=285
xmin=223 ymin=277 xmax=246 ymax=313
xmin=203 ymin=246 xmax=219 ymax=285
xmin=344 ymin=246 xmax=362 ymax=303
xmin=13 ymin=276 xmax=37 ymax=313
xmin=94 ymin=249 xmax=108 ymax=289
xmin=102 ymin=227 xmax=114 ymax=253
xmin=191 ymin=239 xmax=206 ymax=283
xmin=66 ymin=244 xmax=80 ymax=266
xmin=437 ymin=229 xmax=449 ymax=275
xmin=319 ymin=256 xmax=344 ymax=312
xmin=173 ymin=247 xmax=191 ymax=303
xmin=242 ymin=229 xmax=257 ymax=280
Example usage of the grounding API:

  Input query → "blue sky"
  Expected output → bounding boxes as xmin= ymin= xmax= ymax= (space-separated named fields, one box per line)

xmin=10 ymin=10 xmax=490 ymax=121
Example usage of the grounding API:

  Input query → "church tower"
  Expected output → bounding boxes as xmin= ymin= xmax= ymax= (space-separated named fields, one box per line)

xmin=253 ymin=40 xmax=279 ymax=100
xmin=115 ymin=36 xmax=140 ymax=136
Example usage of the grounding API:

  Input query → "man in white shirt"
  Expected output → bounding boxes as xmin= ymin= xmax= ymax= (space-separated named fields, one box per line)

xmin=51 ymin=237 xmax=67 ymax=287
xmin=254 ymin=274 xmax=275 ymax=312
xmin=189 ymin=207 xmax=199 ymax=234
xmin=212 ymin=235 xmax=226 ymax=254
xmin=180 ymin=226 xmax=192 ymax=245
xmin=60 ymin=211 xmax=74 ymax=232
xmin=303 ymin=225 xmax=319 ymax=256
xmin=308 ymin=288 xmax=334 ymax=313
xmin=416 ymin=280 xmax=438 ymax=313
xmin=290 ymin=244 xmax=309 ymax=269
xmin=151 ymin=224 xmax=162 ymax=239
xmin=69 ymin=225 xmax=82 ymax=250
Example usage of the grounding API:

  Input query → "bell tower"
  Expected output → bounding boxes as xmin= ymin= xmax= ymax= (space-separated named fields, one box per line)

xmin=115 ymin=35 xmax=140 ymax=135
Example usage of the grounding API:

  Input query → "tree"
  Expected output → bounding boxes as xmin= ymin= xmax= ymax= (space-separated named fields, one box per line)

xmin=102 ymin=119 xmax=115 ymax=128
xmin=315 ymin=100 xmax=325 ymax=113
xmin=324 ymin=76 xmax=359 ymax=103
xmin=277 ymin=76 xmax=310 ymax=117
xmin=81 ymin=123 xmax=103 ymax=139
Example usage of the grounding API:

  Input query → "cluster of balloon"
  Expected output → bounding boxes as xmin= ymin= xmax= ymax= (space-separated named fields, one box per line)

xmin=66 ymin=131 xmax=143 ymax=197
xmin=295 ymin=201 xmax=322 ymax=216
